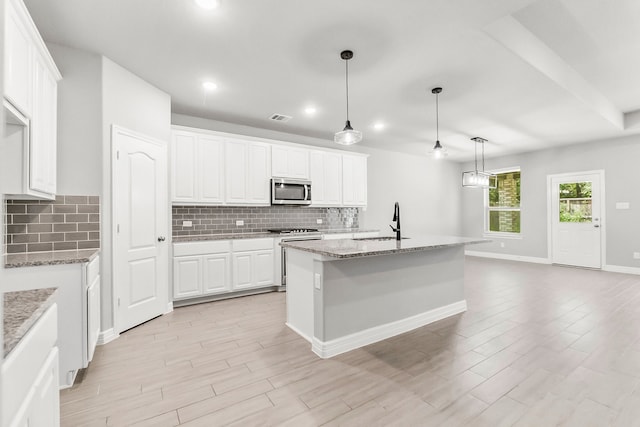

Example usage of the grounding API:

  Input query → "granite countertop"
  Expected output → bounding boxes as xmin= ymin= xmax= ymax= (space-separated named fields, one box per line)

xmin=4 ymin=249 xmax=100 ymax=268
xmin=4 ymin=288 xmax=57 ymax=356
xmin=319 ymin=228 xmax=380 ymax=234
xmin=172 ymin=229 xmax=380 ymax=243
xmin=279 ymin=235 xmax=489 ymax=259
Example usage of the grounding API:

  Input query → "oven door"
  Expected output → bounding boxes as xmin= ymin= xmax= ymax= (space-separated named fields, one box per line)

xmin=271 ymin=178 xmax=312 ymax=205
xmin=280 ymin=236 xmax=321 ymax=287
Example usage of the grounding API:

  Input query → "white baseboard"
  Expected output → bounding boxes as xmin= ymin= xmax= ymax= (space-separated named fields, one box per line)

xmin=165 ymin=302 xmax=174 ymax=314
xmin=285 ymin=322 xmax=312 ymax=343
xmin=311 ymin=300 xmax=467 ymax=359
xmin=97 ymin=328 xmax=119 ymax=345
xmin=465 ymin=250 xmax=551 ymax=265
xmin=603 ymin=265 xmax=640 ymax=275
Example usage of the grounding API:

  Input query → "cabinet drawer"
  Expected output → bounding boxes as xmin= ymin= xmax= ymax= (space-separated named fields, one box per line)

xmin=232 ymin=238 xmax=273 ymax=252
xmin=173 ymin=240 xmax=231 ymax=256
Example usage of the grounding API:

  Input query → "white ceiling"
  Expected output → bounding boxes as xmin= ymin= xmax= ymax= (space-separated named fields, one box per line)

xmin=23 ymin=0 xmax=640 ymax=161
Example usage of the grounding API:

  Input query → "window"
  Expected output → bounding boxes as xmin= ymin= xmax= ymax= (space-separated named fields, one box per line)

xmin=559 ymin=182 xmax=592 ymax=222
xmin=485 ymin=169 xmax=521 ymax=235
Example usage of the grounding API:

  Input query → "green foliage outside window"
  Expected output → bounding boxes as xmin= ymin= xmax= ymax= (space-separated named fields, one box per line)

xmin=487 ymin=171 xmax=521 ymax=233
xmin=559 ymin=182 xmax=592 ymax=223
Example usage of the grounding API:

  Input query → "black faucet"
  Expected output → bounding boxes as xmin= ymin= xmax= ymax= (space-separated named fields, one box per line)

xmin=390 ymin=202 xmax=401 ymax=241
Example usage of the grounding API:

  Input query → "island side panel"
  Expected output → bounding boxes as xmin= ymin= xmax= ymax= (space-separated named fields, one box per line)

xmin=285 ymin=249 xmax=315 ymax=341
xmin=316 ymin=246 xmax=466 ymax=344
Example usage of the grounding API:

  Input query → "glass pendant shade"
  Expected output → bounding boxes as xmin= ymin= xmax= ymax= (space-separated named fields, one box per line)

xmin=462 ymin=137 xmax=496 ymax=188
xmin=334 ymin=120 xmax=362 ymax=145
xmin=430 ymin=87 xmax=446 ymax=159
xmin=430 ymin=140 xmax=448 ymax=158
xmin=462 ymin=171 xmax=496 ymax=188
xmin=335 ymin=50 xmax=361 ymax=145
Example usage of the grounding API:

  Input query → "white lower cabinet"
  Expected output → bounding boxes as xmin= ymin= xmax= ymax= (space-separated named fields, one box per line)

xmin=232 ymin=249 xmax=274 ymax=290
xmin=2 ymin=304 xmax=60 ymax=427
xmin=173 ymin=241 xmax=231 ymax=299
xmin=173 ymin=238 xmax=273 ymax=301
xmin=203 ymin=254 xmax=232 ymax=293
xmin=4 ymin=256 xmax=101 ymax=388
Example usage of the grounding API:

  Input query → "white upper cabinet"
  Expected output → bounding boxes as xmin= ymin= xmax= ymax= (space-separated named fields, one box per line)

xmin=3 ymin=0 xmax=61 ymax=200
xmin=225 ymin=139 xmax=271 ymax=205
xmin=171 ymin=132 xmax=198 ymax=202
xmin=342 ymin=154 xmax=368 ymax=207
xmin=5 ymin=0 xmax=32 ymax=115
xmin=30 ymin=54 xmax=58 ymax=195
xmin=170 ymin=126 xmax=367 ymax=207
xmin=199 ymin=135 xmax=225 ymax=203
xmin=171 ymin=131 xmax=225 ymax=204
xmin=310 ymin=150 xmax=342 ymax=206
xmin=272 ymin=145 xmax=310 ymax=179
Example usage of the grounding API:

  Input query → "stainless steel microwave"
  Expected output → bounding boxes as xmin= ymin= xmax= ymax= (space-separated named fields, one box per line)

xmin=271 ymin=178 xmax=312 ymax=205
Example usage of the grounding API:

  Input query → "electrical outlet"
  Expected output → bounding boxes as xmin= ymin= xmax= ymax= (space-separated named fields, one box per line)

xmin=236 ymin=220 xmax=244 ymax=226
xmin=316 ymin=219 xmax=323 ymax=224
xmin=314 ymin=273 xmax=322 ymax=290
xmin=182 ymin=220 xmax=192 ymax=227
xmin=634 ymin=252 xmax=640 ymax=259
xmin=500 ymin=242 xmax=505 ymax=248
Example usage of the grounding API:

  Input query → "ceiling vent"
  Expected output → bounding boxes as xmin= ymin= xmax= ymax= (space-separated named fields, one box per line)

xmin=268 ymin=113 xmax=292 ymax=123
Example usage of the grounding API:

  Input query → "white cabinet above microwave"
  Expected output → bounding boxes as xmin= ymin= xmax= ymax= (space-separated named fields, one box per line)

xmin=271 ymin=145 xmax=309 ymax=179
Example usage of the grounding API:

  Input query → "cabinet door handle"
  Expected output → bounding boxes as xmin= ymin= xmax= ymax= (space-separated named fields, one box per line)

xmin=157 ymin=236 xmax=166 ymax=242
xmin=594 ymin=225 xmax=600 ymax=228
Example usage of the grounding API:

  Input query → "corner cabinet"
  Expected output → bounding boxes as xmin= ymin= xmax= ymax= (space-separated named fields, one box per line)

xmin=342 ymin=154 xmax=368 ymax=207
xmin=172 ymin=238 xmax=274 ymax=302
xmin=3 ymin=0 xmax=61 ymax=200
xmin=171 ymin=131 xmax=225 ymax=204
xmin=173 ymin=241 xmax=232 ymax=299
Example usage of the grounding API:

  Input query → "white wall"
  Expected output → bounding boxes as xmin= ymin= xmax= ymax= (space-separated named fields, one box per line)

xmin=172 ymin=113 xmax=463 ymax=237
xmin=101 ymin=58 xmax=171 ymax=331
xmin=47 ymin=43 xmax=102 ymax=194
xmin=461 ymin=134 xmax=640 ymax=269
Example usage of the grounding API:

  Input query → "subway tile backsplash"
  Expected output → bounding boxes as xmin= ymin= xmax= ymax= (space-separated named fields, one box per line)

xmin=172 ymin=205 xmax=359 ymax=236
xmin=4 ymin=195 xmax=100 ymax=253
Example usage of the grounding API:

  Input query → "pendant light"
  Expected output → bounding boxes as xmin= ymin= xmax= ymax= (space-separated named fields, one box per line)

xmin=430 ymin=87 xmax=448 ymax=159
xmin=462 ymin=137 xmax=497 ymax=188
xmin=334 ymin=50 xmax=362 ymax=145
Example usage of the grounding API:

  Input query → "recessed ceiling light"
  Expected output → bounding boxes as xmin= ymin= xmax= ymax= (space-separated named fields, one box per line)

xmin=202 ymin=81 xmax=218 ymax=91
xmin=195 ymin=0 xmax=220 ymax=10
xmin=304 ymin=106 xmax=317 ymax=115
xmin=374 ymin=122 xmax=385 ymax=131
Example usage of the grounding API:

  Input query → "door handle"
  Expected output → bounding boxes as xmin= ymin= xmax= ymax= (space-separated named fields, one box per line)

xmin=157 ymin=236 xmax=166 ymax=242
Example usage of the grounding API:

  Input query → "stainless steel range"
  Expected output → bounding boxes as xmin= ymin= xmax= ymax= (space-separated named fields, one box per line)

xmin=269 ymin=228 xmax=322 ymax=288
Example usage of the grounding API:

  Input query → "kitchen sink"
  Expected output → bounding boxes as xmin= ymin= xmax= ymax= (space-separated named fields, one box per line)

xmin=353 ymin=236 xmax=410 ymax=241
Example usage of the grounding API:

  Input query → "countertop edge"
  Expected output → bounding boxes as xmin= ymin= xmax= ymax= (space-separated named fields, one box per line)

xmin=281 ymin=239 xmax=489 ymax=259
xmin=172 ymin=229 xmax=381 ymax=243
xmin=4 ymin=249 xmax=100 ymax=269
xmin=4 ymin=288 xmax=58 ymax=357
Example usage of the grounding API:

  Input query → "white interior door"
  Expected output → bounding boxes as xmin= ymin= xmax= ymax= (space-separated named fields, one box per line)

xmin=550 ymin=171 xmax=603 ymax=268
xmin=113 ymin=126 xmax=168 ymax=333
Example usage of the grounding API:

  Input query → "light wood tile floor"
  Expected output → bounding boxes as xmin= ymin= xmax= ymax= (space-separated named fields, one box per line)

xmin=60 ymin=257 xmax=640 ymax=426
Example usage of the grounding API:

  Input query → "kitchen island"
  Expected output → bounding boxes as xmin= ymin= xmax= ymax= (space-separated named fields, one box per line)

xmin=280 ymin=235 xmax=487 ymax=358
